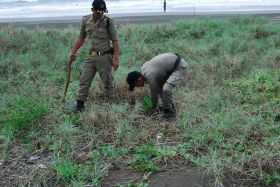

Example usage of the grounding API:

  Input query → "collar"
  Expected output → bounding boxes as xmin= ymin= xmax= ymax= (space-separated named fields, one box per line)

xmin=90 ymin=14 xmax=104 ymax=21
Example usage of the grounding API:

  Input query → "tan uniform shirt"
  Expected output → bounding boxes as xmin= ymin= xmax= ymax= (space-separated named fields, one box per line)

xmin=79 ymin=14 xmax=117 ymax=52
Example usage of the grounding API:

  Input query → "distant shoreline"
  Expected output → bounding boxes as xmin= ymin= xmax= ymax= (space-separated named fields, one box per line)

xmin=0 ymin=11 xmax=279 ymax=28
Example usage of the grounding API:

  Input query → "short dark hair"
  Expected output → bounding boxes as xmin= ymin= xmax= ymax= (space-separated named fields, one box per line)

xmin=92 ymin=0 xmax=108 ymax=13
xmin=126 ymin=71 xmax=142 ymax=91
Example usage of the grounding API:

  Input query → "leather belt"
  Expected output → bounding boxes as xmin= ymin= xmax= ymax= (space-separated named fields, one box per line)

xmin=89 ymin=49 xmax=111 ymax=57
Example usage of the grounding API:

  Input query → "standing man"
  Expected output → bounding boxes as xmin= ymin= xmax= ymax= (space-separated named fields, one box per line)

xmin=163 ymin=0 xmax=167 ymax=12
xmin=126 ymin=53 xmax=188 ymax=118
xmin=68 ymin=0 xmax=119 ymax=113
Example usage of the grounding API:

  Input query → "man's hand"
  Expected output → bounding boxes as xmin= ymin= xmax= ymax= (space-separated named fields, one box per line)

xmin=68 ymin=52 xmax=76 ymax=63
xmin=68 ymin=37 xmax=84 ymax=62
xmin=113 ymin=59 xmax=119 ymax=71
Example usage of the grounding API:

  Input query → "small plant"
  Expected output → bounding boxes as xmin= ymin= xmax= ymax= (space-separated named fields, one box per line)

xmin=100 ymin=144 xmax=124 ymax=162
xmin=131 ymin=141 xmax=160 ymax=171
xmin=131 ymin=141 xmax=177 ymax=171
xmin=141 ymin=96 xmax=153 ymax=110
xmin=55 ymin=161 xmax=78 ymax=183
xmin=259 ymin=172 xmax=280 ymax=186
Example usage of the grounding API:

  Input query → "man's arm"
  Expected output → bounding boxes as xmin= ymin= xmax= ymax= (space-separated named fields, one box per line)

xmin=107 ymin=18 xmax=119 ymax=71
xmin=149 ymin=80 xmax=159 ymax=109
xmin=68 ymin=37 xmax=84 ymax=62
xmin=68 ymin=15 xmax=87 ymax=62
xmin=112 ymin=40 xmax=119 ymax=71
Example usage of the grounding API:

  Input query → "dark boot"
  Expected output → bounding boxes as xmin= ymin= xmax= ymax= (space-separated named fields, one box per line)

xmin=67 ymin=100 xmax=85 ymax=114
xmin=275 ymin=114 xmax=280 ymax=122
xmin=76 ymin=100 xmax=85 ymax=111
xmin=159 ymin=107 xmax=176 ymax=118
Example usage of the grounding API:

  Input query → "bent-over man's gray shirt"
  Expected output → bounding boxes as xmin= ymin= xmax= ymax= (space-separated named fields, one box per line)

xmin=140 ymin=53 xmax=188 ymax=107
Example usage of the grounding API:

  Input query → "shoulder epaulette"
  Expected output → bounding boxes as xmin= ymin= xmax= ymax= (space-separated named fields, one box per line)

xmin=104 ymin=15 xmax=112 ymax=20
xmin=104 ymin=15 xmax=120 ymax=29
xmin=104 ymin=15 xmax=115 ymax=23
xmin=82 ymin=14 xmax=91 ymax=23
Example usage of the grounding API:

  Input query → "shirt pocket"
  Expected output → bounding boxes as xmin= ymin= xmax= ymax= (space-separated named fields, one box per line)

xmin=98 ymin=28 xmax=108 ymax=39
xmin=85 ymin=27 xmax=91 ymax=38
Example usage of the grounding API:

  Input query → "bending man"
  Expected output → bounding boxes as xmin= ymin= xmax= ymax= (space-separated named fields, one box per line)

xmin=126 ymin=53 xmax=188 ymax=118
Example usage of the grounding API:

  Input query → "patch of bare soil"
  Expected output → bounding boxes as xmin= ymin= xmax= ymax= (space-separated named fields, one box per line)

xmin=101 ymin=166 xmax=213 ymax=187
xmin=101 ymin=166 xmax=264 ymax=187
xmin=0 ymin=148 xmax=59 ymax=187
xmin=147 ymin=167 xmax=212 ymax=187
xmin=101 ymin=167 xmax=144 ymax=186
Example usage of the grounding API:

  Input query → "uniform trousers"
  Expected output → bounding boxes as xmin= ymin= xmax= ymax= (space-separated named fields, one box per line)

xmin=159 ymin=62 xmax=187 ymax=109
xmin=77 ymin=54 xmax=113 ymax=101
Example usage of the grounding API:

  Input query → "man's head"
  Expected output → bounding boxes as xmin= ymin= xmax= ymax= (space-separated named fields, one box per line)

xmin=126 ymin=71 xmax=144 ymax=91
xmin=92 ymin=0 xmax=108 ymax=14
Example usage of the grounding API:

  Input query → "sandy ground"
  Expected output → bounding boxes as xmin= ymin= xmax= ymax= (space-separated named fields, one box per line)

xmin=0 ymin=11 xmax=280 ymax=28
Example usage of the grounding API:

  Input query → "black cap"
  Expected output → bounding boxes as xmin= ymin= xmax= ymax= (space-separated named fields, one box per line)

xmin=92 ymin=0 xmax=108 ymax=13
xmin=126 ymin=71 xmax=142 ymax=91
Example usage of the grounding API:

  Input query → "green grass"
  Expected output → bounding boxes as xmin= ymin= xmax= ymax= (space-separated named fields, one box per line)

xmin=0 ymin=16 xmax=280 ymax=186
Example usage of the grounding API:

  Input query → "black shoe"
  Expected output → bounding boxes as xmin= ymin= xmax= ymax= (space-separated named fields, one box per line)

xmin=67 ymin=100 xmax=85 ymax=115
xmin=159 ymin=108 xmax=176 ymax=118
xmin=275 ymin=114 xmax=280 ymax=122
